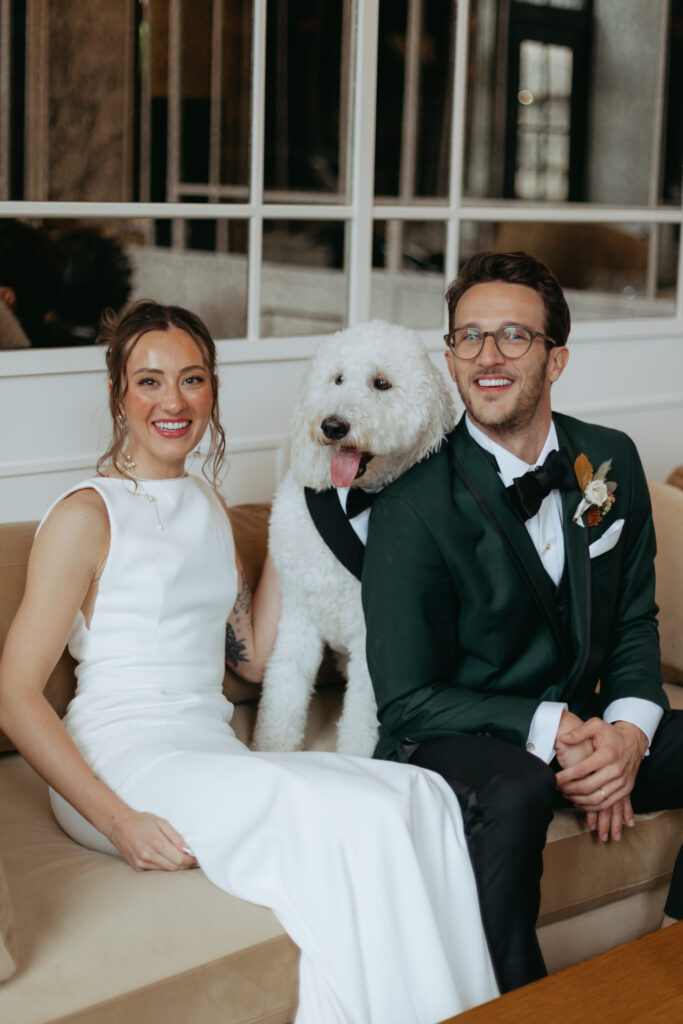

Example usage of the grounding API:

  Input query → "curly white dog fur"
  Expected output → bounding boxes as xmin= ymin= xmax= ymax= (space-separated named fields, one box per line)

xmin=252 ymin=320 xmax=456 ymax=756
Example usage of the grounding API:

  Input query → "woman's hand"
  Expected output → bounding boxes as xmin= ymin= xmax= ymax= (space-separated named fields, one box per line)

xmin=109 ymin=807 xmax=197 ymax=871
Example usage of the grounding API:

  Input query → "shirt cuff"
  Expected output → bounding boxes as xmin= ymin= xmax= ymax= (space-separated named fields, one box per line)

xmin=526 ymin=702 xmax=568 ymax=763
xmin=603 ymin=698 xmax=664 ymax=755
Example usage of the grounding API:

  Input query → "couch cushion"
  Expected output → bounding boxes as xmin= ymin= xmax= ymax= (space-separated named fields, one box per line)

xmin=0 ymin=754 xmax=297 ymax=1023
xmin=541 ymin=806 xmax=683 ymax=925
xmin=0 ymin=855 xmax=16 ymax=982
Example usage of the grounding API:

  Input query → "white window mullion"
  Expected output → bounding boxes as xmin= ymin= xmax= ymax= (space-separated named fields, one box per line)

xmin=444 ymin=0 xmax=470 ymax=321
xmin=347 ymin=0 xmax=380 ymax=325
xmin=246 ymin=0 xmax=267 ymax=340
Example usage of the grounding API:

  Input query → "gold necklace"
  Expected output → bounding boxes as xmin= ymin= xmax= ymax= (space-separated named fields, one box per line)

xmin=115 ymin=461 xmax=187 ymax=530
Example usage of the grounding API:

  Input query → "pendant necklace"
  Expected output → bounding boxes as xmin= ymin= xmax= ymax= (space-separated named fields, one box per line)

xmin=116 ymin=454 xmax=186 ymax=531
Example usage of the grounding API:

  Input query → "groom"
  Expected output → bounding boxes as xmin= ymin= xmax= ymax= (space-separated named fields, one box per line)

xmin=362 ymin=251 xmax=683 ymax=992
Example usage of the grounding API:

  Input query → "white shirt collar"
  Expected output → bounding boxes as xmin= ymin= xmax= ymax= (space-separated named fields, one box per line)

xmin=465 ymin=416 xmax=559 ymax=488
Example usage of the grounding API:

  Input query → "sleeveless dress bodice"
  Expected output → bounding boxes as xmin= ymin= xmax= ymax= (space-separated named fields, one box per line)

xmin=42 ymin=474 xmax=238 ymax=778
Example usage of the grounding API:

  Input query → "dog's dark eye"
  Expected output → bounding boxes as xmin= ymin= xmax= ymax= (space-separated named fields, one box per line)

xmin=374 ymin=377 xmax=392 ymax=391
xmin=334 ymin=374 xmax=344 ymax=385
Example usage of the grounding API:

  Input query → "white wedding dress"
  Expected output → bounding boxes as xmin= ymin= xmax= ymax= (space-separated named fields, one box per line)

xmin=44 ymin=474 xmax=497 ymax=1024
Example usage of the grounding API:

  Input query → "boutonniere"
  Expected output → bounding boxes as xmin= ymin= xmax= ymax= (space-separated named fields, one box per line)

xmin=572 ymin=454 xmax=617 ymax=527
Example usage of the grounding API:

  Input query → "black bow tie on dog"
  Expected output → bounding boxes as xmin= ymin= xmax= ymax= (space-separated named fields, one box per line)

xmin=506 ymin=448 xmax=576 ymax=521
xmin=345 ymin=488 xmax=378 ymax=519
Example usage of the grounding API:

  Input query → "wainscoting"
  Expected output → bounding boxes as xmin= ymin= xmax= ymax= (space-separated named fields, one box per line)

xmin=1 ymin=322 xmax=682 ymax=524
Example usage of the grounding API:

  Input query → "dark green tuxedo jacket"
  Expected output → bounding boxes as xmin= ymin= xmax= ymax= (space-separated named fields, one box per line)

xmin=362 ymin=413 xmax=670 ymax=762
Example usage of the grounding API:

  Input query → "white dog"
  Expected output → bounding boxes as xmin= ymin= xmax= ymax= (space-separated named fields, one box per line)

xmin=252 ymin=320 xmax=456 ymax=756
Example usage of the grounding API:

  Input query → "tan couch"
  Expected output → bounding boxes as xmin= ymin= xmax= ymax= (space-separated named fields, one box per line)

xmin=1 ymin=490 xmax=682 ymax=1024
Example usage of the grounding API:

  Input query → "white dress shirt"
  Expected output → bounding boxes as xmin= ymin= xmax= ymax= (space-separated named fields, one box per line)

xmin=336 ymin=485 xmax=382 ymax=544
xmin=465 ymin=416 xmax=663 ymax=763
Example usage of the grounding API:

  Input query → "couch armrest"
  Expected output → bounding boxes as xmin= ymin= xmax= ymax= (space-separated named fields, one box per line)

xmin=649 ymin=480 xmax=683 ymax=684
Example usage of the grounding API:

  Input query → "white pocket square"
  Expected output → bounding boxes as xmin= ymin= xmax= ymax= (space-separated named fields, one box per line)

xmin=589 ymin=519 xmax=625 ymax=559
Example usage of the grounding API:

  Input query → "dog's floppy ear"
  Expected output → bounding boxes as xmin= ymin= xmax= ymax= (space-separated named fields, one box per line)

xmin=411 ymin=355 xmax=458 ymax=464
xmin=288 ymin=342 xmax=339 ymax=491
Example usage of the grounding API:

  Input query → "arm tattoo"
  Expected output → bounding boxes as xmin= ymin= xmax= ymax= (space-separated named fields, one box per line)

xmin=225 ymin=622 xmax=249 ymax=666
xmin=235 ymin=570 xmax=252 ymax=615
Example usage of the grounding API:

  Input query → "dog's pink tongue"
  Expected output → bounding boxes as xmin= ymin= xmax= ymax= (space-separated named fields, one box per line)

xmin=331 ymin=449 xmax=362 ymax=488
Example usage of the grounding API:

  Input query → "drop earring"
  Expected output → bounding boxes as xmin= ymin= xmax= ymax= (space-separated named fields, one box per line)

xmin=122 ymin=451 xmax=136 ymax=471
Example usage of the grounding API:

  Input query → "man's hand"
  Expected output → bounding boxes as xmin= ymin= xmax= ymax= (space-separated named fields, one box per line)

xmin=555 ymin=718 xmax=647 ymax=814
xmin=554 ymin=710 xmax=592 ymax=770
xmin=589 ymin=796 xmax=635 ymax=842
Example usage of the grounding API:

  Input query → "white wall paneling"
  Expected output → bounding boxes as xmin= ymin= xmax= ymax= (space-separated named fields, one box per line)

xmin=2 ymin=322 xmax=682 ymax=524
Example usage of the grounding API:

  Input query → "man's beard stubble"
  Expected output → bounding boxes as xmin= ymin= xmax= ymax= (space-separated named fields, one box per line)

xmin=454 ymin=351 xmax=550 ymax=437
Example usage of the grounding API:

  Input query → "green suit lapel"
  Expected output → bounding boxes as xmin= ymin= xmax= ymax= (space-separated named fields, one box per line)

xmin=555 ymin=418 xmax=592 ymax=695
xmin=449 ymin=419 xmax=572 ymax=665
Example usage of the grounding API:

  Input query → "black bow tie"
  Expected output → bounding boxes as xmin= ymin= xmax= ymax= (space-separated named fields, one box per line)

xmin=345 ymin=488 xmax=378 ymax=519
xmin=506 ymin=448 xmax=575 ymax=521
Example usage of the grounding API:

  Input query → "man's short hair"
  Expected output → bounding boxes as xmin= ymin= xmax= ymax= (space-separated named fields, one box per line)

xmin=446 ymin=250 xmax=571 ymax=347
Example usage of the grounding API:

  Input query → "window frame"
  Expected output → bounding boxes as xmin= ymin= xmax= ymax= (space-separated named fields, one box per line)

xmin=0 ymin=0 xmax=681 ymax=373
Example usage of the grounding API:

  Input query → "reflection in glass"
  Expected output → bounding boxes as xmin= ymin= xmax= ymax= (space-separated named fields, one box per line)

xmin=375 ymin=0 xmax=456 ymax=199
xmin=156 ymin=0 xmax=252 ymax=204
xmin=129 ymin=219 xmax=248 ymax=340
xmin=261 ymin=221 xmax=347 ymax=337
xmin=515 ymin=42 xmax=572 ymax=201
xmin=371 ymin=221 xmax=446 ymax=328
xmin=464 ymin=0 xmax=680 ymax=206
xmin=11 ymin=217 xmax=248 ymax=345
xmin=460 ymin=220 xmax=678 ymax=320
xmin=264 ymin=0 xmax=349 ymax=201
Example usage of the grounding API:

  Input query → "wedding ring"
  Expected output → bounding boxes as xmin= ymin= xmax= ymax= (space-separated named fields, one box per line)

xmin=599 ymin=787 xmax=607 ymax=800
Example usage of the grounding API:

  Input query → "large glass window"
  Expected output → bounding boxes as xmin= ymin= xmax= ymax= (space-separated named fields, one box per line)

xmin=0 ymin=0 xmax=681 ymax=350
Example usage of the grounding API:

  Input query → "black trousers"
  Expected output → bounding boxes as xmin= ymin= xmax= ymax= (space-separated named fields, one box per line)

xmin=409 ymin=710 xmax=683 ymax=994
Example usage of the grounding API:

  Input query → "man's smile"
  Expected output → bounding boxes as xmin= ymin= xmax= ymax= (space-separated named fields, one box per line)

xmin=473 ymin=376 xmax=514 ymax=391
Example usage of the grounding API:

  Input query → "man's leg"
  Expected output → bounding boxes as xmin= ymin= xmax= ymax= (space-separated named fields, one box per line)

xmin=409 ymin=734 xmax=556 ymax=993
xmin=630 ymin=709 xmax=683 ymax=920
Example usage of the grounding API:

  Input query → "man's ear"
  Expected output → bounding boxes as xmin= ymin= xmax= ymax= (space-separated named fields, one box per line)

xmin=548 ymin=345 xmax=569 ymax=383
xmin=0 ymin=286 xmax=17 ymax=310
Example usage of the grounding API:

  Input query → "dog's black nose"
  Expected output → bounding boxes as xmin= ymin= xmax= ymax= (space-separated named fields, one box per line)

xmin=321 ymin=415 xmax=350 ymax=440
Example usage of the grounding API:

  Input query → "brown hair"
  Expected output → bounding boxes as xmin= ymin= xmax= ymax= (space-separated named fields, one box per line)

xmin=446 ymin=251 xmax=571 ymax=347
xmin=96 ymin=299 xmax=226 ymax=485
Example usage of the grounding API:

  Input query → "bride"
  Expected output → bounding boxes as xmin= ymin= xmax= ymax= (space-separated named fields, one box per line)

xmin=0 ymin=300 xmax=497 ymax=1023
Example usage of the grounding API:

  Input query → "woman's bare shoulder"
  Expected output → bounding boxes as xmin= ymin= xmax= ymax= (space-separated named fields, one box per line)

xmin=35 ymin=487 xmax=110 ymax=569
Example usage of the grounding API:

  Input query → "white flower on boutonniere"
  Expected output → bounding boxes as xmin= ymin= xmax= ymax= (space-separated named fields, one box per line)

xmin=572 ymin=454 xmax=617 ymax=527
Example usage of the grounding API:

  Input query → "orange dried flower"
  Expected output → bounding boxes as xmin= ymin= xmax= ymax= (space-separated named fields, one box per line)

xmin=587 ymin=506 xmax=601 ymax=527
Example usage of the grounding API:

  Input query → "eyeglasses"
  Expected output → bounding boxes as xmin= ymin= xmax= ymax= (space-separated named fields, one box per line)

xmin=443 ymin=324 xmax=559 ymax=360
